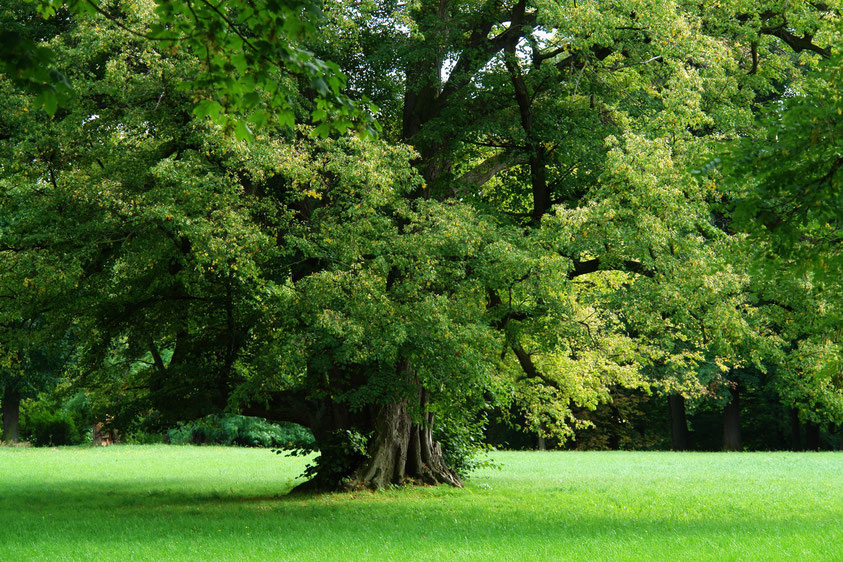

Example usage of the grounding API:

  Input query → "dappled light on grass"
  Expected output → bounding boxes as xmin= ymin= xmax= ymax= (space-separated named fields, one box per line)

xmin=0 ymin=447 xmax=840 ymax=560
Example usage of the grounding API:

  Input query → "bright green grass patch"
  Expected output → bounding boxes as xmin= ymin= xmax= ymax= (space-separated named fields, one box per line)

xmin=0 ymin=447 xmax=840 ymax=561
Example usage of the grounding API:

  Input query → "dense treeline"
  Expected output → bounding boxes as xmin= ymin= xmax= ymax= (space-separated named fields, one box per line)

xmin=1 ymin=0 xmax=841 ymax=487
xmin=490 ymin=386 xmax=842 ymax=451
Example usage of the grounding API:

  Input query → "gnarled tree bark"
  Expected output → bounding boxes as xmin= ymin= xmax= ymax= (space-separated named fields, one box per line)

xmin=343 ymin=389 xmax=462 ymax=491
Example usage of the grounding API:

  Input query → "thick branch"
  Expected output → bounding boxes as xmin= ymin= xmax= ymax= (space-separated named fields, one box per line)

xmin=762 ymin=27 xmax=831 ymax=58
xmin=438 ymin=1 xmax=535 ymax=108
xmin=555 ymin=45 xmax=614 ymax=72
xmin=148 ymin=340 xmax=166 ymax=373
xmin=453 ymin=150 xmax=524 ymax=194
xmin=511 ymin=340 xmax=557 ymax=387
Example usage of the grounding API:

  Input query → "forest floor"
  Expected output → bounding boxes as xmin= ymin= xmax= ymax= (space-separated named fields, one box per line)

xmin=0 ymin=446 xmax=840 ymax=560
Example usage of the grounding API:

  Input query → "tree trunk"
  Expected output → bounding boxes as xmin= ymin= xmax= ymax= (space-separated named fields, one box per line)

xmin=282 ymin=385 xmax=463 ymax=493
xmin=722 ymin=385 xmax=741 ymax=451
xmin=536 ymin=422 xmax=546 ymax=451
xmin=668 ymin=394 xmax=690 ymax=451
xmin=343 ymin=394 xmax=462 ymax=491
xmin=805 ymin=421 xmax=821 ymax=451
xmin=347 ymin=401 xmax=413 ymax=489
xmin=608 ymin=403 xmax=621 ymax=450
xmin=503 ymin=46 xmax=552 ymax=224
xmin=789 ymin=408 xmax=802 ymax=451
xmin=2 ymin=384 xmax=21 ymax=444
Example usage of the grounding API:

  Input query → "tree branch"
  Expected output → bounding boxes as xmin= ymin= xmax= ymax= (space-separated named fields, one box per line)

xmin=511 ymin=340 xmax=557 ymax=387
xmin=762 ymin=27 xmax=831 ymax=58
xmin=438 ymin=1 xmax=536 ymax=108
xmin=453 ymin=150 xmax=524 ymax=195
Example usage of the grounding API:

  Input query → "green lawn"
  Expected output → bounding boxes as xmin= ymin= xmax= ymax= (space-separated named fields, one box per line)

xmin=0 ymin=447 xmax=840 ymax=561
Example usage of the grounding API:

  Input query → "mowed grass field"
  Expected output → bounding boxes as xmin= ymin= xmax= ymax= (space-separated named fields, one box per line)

xmin=0 ymin=446 xmax=840 ymax=561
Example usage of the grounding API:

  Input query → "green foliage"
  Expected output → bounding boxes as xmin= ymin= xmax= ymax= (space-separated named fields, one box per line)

xmin=435 ymin=419 xmax=495 ymax=477
xmin=287 ymin=429 xmax=368 ymax=489
xmin=712 ymin=31 xmax=843 ymax=426
xmin=4 ymin=0 xmax=377 ymax=135
xmin=167 ymin=415 xmax=315 ymax=449
xmin=123 ymin=429 xmax=164 ymax=445
xmin=17 ymin=390 xmax=92 ymax=446
xmin=722 ymin=39 xmax=843 ymax=278
xmin=20 ymin=398 xmax=83 ymax=446
xmin=0 ymin=0 xmax=73 ymax=115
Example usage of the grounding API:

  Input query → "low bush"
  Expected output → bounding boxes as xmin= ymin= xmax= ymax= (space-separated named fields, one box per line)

xmin=123 ymin=430 xmax=165 ymax=445
xmin=20 ymin=400 xmax=83 ymax=446
xmin=167 ymin=415 xmax=316 ymax=449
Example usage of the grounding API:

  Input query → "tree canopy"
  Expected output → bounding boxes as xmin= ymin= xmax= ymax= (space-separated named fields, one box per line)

xmin=1 ymin=0 xmax=840 ymax=482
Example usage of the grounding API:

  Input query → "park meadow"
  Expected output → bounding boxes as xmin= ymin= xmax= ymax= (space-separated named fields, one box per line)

xmin=0 ymin=446 xmax=841 ymax=561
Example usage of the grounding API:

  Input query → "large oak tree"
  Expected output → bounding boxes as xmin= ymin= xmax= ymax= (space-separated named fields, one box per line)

xmin=1 ymin=0 xmax=840 ymax=484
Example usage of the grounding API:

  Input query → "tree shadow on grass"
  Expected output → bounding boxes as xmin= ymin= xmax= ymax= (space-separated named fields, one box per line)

xmin=0 ymin=477 xmax=302 ymax=508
